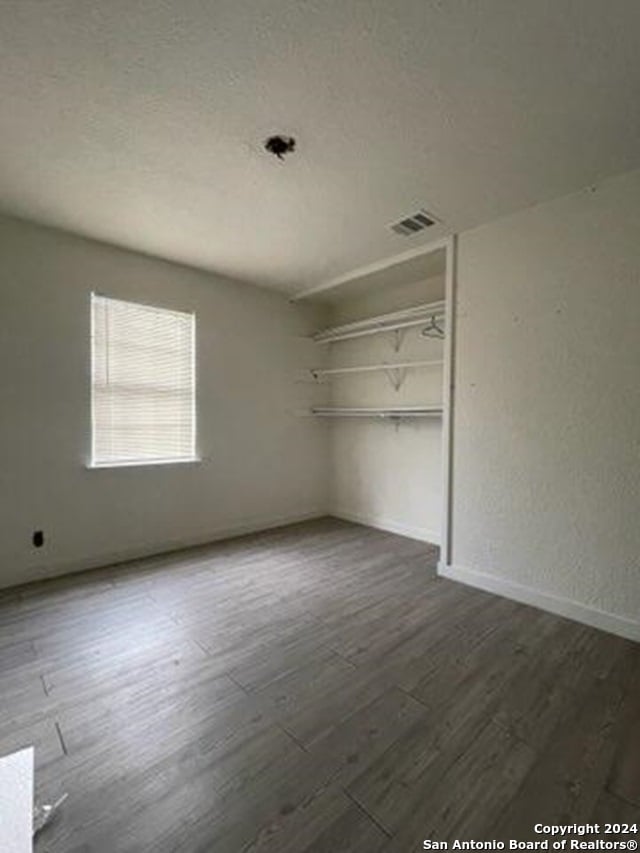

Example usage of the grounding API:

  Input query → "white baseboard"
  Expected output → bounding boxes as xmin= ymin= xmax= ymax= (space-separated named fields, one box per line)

xmin=6 ymin=508 xmax=328 ymax=591
xmin=439 ymin=562 xmax=640 ymax=643
xmin=332 ymin=508 xmax=441 ymax=545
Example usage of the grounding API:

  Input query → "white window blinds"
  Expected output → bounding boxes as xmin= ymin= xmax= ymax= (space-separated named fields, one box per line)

xmin=91 ymin=294 xmax=196 ymax=466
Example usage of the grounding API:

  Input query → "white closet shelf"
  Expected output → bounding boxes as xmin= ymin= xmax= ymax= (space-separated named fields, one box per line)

xmin=310 ymin=359 xmax=443 ymax=379
xmin=311 ymin=406 xmax=443 ymax=419
xmin=312 ymin=300 xmax=445 ymax=343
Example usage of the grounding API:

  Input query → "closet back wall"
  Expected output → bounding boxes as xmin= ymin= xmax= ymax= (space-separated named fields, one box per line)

xmin=328 ymin=275 xmax=445 ymax=543
xmin=0 ymin=215 xmax=329 ymax=589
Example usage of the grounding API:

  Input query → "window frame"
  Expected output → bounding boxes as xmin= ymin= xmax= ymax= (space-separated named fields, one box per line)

xmin=88 ymin=292 xmax=199 ymax=469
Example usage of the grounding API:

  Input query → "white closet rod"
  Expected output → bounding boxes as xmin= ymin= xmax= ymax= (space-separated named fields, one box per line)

xmin=311 ymin=406 xmax=443 ymax=419
xmin=310 ymin=359 xmax=443 ymax=378
xmin=313 ymin=300 xmax=445 ymax=343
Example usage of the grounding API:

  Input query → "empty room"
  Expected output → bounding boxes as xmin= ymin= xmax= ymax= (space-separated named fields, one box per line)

xmin=0 ymin=1 xmax=639 ymax=851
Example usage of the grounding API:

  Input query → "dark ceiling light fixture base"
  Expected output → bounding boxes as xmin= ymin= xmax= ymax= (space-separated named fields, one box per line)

xmin=264 ymin=135 xmax=296 ymax=160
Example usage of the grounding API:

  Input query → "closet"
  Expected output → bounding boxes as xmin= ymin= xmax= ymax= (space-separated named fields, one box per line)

xmin=302 ymin=244 xmax=451 ymax=549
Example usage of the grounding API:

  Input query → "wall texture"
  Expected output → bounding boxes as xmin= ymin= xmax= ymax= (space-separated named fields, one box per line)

xmin=447 ymin=169 xmax=640 ymax=638
xmin=328 ymin=275 xmax=445 ymax=543
xmin=0 ymin=216 xmax=328 ymax=589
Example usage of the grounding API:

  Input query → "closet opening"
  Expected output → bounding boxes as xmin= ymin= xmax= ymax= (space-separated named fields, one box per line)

xmin=299 ymin=239 xmax=455 ymax=563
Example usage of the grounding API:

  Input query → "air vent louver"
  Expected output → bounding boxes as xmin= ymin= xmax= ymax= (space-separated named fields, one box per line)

xmin=390 ymin=209 xmax=438 ymax=237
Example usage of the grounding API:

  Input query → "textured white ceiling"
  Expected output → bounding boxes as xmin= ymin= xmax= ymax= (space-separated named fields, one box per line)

xmin=1 ymin=0 xmax=639 ymax=295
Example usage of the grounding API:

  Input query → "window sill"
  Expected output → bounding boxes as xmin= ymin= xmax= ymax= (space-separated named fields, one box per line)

xmin=86 ymin=457 xmax=202 ymax=470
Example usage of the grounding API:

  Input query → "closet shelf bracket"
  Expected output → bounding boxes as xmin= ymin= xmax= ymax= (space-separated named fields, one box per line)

xmin=393 ymin=328 xmax=406 ymax=353
xmin=384 ymin=366 xmax=407 ymax=391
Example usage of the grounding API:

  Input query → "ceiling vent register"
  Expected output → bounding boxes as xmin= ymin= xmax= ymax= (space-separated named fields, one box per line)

xmin=389 ymin=209 xmax=438 ymax=236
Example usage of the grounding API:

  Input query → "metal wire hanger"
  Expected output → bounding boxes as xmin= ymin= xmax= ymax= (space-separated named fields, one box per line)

xmin=421 ymin=314 xmax=445 ymax=339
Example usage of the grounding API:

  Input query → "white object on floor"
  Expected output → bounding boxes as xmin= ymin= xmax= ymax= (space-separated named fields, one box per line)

xmin=33 ymin=793 xmax=68 ymax=836
xmin=0 ymin=747 xmax=34 ymax=853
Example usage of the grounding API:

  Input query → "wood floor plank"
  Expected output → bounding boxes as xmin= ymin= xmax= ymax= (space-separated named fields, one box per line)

xmin=592 ymin=790 xmax=640 ymax=825
xmin=489 ymin=646 xmax=638 ymax=841
xmin=376 ymin=721 xmax=536 ymax=849
xmin=493 ymin=622 xmax=631 ymax=751
xmin=306 ymin=686 xmax=429 ymax=788
xmin=605 ymin=654 xmax=640 ymax=807
xmin=241 ymin=784 xmax=389 ymax=853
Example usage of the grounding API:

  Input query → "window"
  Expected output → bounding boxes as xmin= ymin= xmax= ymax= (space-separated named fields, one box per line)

xmin=91 ymin=294 xmax=196 ymax=466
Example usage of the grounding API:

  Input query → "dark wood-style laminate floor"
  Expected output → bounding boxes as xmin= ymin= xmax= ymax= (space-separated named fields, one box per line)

xmin=1 ymin=518 xmax=638 ymax=852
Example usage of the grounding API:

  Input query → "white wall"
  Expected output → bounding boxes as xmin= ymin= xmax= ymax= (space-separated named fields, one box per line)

xmin=0 ymin=215 xmax=329 ymax=589
xmin=446 ymin=169 xmax=640 ymax=639
xmin=327 ymin=275 xmax=445 ymax=543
